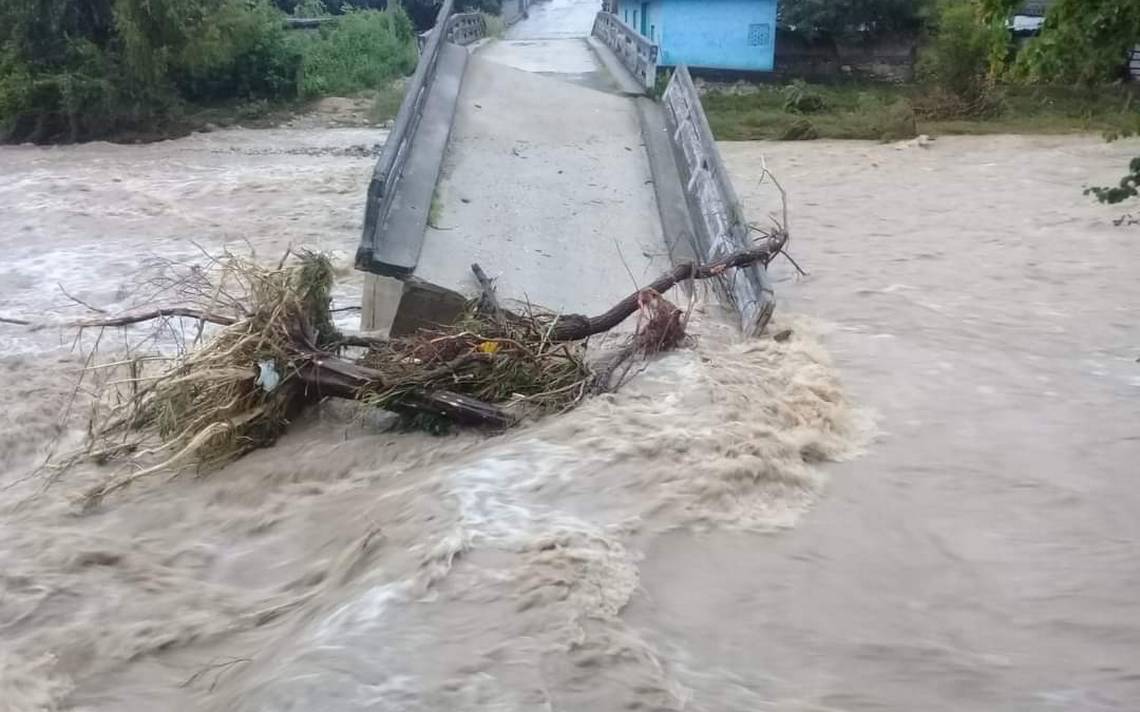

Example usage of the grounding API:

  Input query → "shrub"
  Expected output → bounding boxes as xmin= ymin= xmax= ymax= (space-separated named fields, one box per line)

xmin=841 ymin=93 xmax=918 ymax=140
xmin=110 ymin=0 xmax=305 ymax=106
xmin=371 ymin=79 xmax=407 ymax=123
xmin=781 ymin=118 xmax=820 ymax=140
xmin=782 ymin=80 xmax=829 ymax=114
xmin=917 ymin=0 xmax=1005 ymax=117
xmin=173 ymin=0 xmax=304 ymax=102
xmin=1013 ymin=0 xmax=1140 ymax=85
xmin=1 ymin=0 xmax=420 ymax=142
xmin=292 ymin=0 xmax=328 ymax=16
xmin=870 ymin=98 xmax=919 ymax=140
xmin=299 ymin=8 xmax=417 ymax=98
xmin=1086 ymin=156 xmax=1140 ymax=206
xmin=0 ymin=0 xmax=128 ymax=141
xmin=0 ymin=38 xmax=125 ymax=142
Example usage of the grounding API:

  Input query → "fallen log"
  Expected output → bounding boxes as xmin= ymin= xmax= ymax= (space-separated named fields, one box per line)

xmin=293 ymin=344 xmax=513 ymax=427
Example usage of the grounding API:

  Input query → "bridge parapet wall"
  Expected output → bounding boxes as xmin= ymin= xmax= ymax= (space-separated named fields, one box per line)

xmin=357 ymin=0 xmax=484 ymax=277
xmin=591 ymin=12 xmax=658 ymax=91
xmin=660 ymin=65 xmax=774 ymax=335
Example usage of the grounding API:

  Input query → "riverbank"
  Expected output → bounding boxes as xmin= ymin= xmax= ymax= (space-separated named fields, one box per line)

xmin=702 ymin=81 xmax=1140 ymax=141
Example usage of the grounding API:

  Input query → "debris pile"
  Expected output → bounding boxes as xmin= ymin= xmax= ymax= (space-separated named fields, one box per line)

xmin=28 ymin=231 xmax=787 ymax=502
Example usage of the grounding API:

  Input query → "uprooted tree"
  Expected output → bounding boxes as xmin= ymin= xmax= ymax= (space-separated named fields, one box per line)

xmin=32 ymin=227 xmax=788 ymax=504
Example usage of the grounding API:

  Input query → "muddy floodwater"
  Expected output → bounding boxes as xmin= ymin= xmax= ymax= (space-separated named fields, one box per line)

xmin=1 ymin=129 xmax=1138 ymax=711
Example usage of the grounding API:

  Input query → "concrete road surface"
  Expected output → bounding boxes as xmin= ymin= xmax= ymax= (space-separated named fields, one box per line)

xmin=507 ymin=0 xmax=603 ymax=39
xmin=414 ymin=36 xmax=667 ymax=316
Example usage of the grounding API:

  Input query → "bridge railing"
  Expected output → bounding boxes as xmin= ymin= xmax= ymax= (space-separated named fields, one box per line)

xmin=359 ymin=0 xmax=487 ymax=275
xmin=417 ymin=12 xmax=487 ymax=51
xmin=444 ymin=12 xmax=487 ymax=46
xmin=661 ymin=65 xmax=774 ymax=335
xmin=591 ymin=12 xmax=658 ymax=91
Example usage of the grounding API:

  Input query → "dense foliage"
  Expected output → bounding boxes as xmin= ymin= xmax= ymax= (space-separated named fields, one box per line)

xmin=397 ymin=0 xmax=502 ymax=29
xmin=299 ymin=9 xmax=415 ymax=97
xmin=1019 ymin=0 xmax=1139 ymax=84
xmin=978 ymin=0 xmax=1140 ymax=84
xmin=978 ymin=0 xmax=1140 ymax=208
xmin=916 ymin=1 xmax=1006 ymax=116
xmin=0 ymin=0 xmax=417 ymax=142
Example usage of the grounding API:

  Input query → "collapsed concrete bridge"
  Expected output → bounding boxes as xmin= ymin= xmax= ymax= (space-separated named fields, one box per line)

xmin=355 ymin=0 xmax=775 ymax=337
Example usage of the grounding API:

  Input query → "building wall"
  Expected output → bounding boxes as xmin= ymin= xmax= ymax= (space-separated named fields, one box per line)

xmin=615 ymin=0 xmax=663 ymax=43
xmin=775 ymin=29 xmax=916 ymax=82
xmin=656 ymin=0 xmax=777 ymax=71
xmin=619 ymin=2 xmax=649 ymax=36
xmin=645 ymin=2 xmax=664 ymax=43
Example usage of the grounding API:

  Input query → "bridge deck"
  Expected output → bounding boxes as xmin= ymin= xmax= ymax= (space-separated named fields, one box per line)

xmin=411 ymin=37 xmax=669 ymax=316
xmin=506 ymin=0 xmax=600 ymax=40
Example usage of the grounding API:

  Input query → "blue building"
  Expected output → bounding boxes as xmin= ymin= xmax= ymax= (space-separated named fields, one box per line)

xmin=614 ymin=0 xmax=778 ymax=72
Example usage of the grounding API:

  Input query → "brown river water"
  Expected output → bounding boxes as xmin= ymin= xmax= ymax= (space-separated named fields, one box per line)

xmin=1 ymin=128 xmax=1138 ymax=711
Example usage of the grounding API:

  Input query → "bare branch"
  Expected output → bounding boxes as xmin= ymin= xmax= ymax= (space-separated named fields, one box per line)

xmin=57 ymin=283 xmax=108 ymax=314
xmin=32 ymin=308 xmax=237 ymax=332
xmin=471 ymin=263 xmax=504 ymax=325
xmin=547 ymin=236 xmax=788 ymax=341
xmin=781 ymin=251 xmax=809 ymax=277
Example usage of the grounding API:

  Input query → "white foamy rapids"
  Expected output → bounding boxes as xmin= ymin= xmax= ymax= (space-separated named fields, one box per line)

xmin=192 ymin=311 xmax=866 ymax=711
xmin=0 ymin=653 xmax=73 ymax=712
xmin=1 ymin=304 xmax=861 ymax=711
xmin=0 ymin=128 xmax=864 ymax=711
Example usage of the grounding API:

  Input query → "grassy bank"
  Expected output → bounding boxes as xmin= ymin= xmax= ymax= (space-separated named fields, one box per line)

xmin=703 ymin=81 xmax=1140 ymax=142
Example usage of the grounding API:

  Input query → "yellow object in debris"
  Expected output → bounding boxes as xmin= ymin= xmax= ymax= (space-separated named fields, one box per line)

xmin=479 ymin=341 xmax=500 ymax=354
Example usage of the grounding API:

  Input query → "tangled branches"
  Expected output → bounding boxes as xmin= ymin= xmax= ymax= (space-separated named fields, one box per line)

xmin=14 ymin=231 xmax=790 ymax=504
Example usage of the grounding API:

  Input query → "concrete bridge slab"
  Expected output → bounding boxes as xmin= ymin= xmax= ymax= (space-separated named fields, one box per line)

xmin=476 ymin=38 xmax=620 ymax=93
xmin=412 ymin=52 xmax=669 ymax=317
xmin=506 ymin=0 xmax=601 ymax=40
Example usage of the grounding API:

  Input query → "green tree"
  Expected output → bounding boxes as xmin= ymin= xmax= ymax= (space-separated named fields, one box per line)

xmin=917 ymin=0 xmax=1006 ymax=113
xmin=1018 ymin=0 xmax=1140 ymax=84
xmin=980 ymin=0 xmax=1140 ymax=83
xmin=298 ymin=8 xmax=415 ymax=97
xmin=976 ymin=0 xmax=1018 ymax=24
xmin=0 ymin=0 xmax=121 ymax=140
xmin=980 ymin=0 xmax=1140 ymax=210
